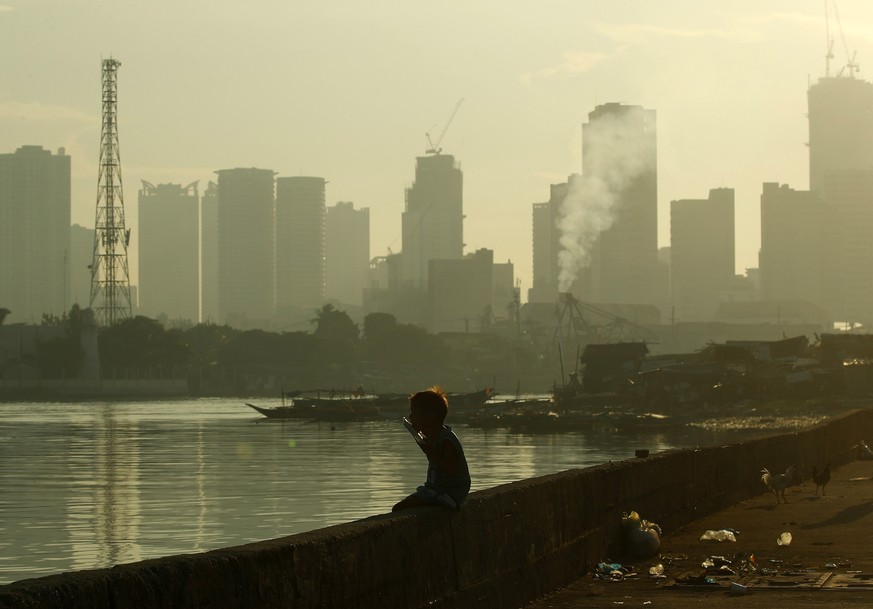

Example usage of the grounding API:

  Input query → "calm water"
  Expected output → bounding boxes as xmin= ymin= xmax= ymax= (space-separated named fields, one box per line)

xmin=0 ymin=399 xmax=751 ymax=585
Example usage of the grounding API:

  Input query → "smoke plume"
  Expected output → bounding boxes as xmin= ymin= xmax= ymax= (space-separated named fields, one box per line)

xmin=557 ymin=106 xmax=655 ymax=292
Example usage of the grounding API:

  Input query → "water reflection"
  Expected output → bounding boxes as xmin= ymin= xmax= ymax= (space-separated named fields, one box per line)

xmin=0 ymin=399 xmax=759 ymax=584
xmin=67 ymin=404 xmax=142 ymax=571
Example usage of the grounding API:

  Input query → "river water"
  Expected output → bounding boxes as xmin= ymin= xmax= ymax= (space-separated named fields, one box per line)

xmin=0 ymin=398 xmax=767 ymax=585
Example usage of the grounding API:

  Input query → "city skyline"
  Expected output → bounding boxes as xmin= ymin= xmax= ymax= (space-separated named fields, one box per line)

xmin=2 ymin=1 xmax=873 ymax=295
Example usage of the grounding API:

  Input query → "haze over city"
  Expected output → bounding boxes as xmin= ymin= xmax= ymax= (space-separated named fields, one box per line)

xmin=4 ymin=0 xmax=873 ymax=295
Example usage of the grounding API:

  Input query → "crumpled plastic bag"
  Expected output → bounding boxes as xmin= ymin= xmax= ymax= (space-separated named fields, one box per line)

xmin=700 ymin=529 xmax=737 ymax=542
xmin=622 ymin=510 xmax=661 ymax=558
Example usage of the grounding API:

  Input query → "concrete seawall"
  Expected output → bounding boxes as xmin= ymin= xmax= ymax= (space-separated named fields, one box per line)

xmin=3 ymin=408 xmax=872 ymax=609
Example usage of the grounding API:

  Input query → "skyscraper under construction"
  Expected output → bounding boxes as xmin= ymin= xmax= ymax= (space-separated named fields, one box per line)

xmin=808 ymin=76 xmax=873 ymax=196
xmin=401 ymin=154 xmax=463 ymax=290
xmin=808 ymin=70 xmax=873 ymax=325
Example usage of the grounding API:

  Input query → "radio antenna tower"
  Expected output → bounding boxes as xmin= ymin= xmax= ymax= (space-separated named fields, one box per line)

xmin=89 ymin=57 xmax=133 ymax=326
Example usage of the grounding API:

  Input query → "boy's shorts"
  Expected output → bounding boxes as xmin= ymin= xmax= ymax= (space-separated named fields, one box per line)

xmin=414 ymin=485 xmax=458 ymax=509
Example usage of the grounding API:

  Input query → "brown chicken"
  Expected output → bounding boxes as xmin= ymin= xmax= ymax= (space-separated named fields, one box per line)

xmin=812 ymin=463 xmax=831 ymax=496
xmin=761 ymin=465 xmax=797 ymax=504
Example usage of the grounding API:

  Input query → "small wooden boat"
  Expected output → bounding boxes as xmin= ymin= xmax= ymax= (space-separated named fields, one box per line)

xmin=245 ymin=402 xmax=311 ymax=419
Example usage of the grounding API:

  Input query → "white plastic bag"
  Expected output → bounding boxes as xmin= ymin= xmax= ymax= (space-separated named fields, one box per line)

xmin=700 ymin=529 xmax=737 ymax=542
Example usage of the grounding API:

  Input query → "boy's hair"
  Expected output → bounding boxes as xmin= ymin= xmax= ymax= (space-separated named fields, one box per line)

xmin=410 ymin=385 xmax=449 ymax=423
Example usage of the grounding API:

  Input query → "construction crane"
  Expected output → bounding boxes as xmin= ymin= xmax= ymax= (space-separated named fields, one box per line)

xmin=425 ymin=98 xmax=464 ymax=155
xmin=825 ymin=0 xmax=835 ymax=77
xmin=831 ymin=0 xmax=860 ymax=78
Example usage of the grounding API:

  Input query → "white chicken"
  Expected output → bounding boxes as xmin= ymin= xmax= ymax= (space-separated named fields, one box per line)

xmin=761 ymin=465 xmax=797 ymax=504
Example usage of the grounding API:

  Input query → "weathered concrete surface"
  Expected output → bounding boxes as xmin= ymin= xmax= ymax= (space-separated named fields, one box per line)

xmin=524 ymin=456 xmax=873 ymax=607
xmin=2 ymin=409 xmax=872 ymax=609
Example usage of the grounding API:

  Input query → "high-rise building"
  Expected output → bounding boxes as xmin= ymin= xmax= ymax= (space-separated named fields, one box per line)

xmin=670 ymin=188 xmax=735 ymax=321
xmin=492 ymin=260 xmax=516 ymax=322
xmin=200 ymin=181 xmax=219 ymax=323
xmin=215 ymin=168 xmax=275 ymax=326
xmin=808 ymin=76 xmax=873 ymax=195
xmin=820 ymin=169 xmax=873 ymax=324
xmin=807 ymin=73 xmax=873 ymax=325
xmin=428 ymin=249 xmax=494 ymax=333
xmin=0 ymin=145 xmax=70 ymax=322
xmin=137 ymin=181 xmax=199 ymax=323
xmin=70 ymin=224 xmax=95 ymax=308
xmin=401 ymin=154 xmax=463 ymax=289
xmin=759 ymin=183 xmax=823 ymax=307
xmin=325 ymin=201 xmax=369 ymax=307
xmin=577 ymin=103 xmax=659 ymax=307
xmin=529 ymin=181 xmax=567 ymax=304
xmin=275 ymin=176 xmax=326 ymax=312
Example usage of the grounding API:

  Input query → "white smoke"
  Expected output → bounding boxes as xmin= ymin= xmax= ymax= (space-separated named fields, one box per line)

xmin=557 ymin=106 xmax=655 ymax=292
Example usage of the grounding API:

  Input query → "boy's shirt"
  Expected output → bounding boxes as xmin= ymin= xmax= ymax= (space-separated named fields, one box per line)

xmin=424 ymin=425 xmax=471 ymax=506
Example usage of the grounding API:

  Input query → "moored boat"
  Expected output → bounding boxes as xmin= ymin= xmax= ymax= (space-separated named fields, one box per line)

xmin=248 ymin=387 xmax=495 ymax=422
xmin=245 ymin=402 xmax=312 ymax=419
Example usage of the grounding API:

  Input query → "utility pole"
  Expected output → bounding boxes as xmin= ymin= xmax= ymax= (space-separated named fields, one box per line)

xmin=89 ymin=57 xmax=133 ymax=326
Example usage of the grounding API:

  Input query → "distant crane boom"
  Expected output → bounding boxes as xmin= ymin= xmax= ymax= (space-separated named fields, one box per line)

xmin=825 ymin=0 xmax=835 ymax=77
xmin=425 ymin=98 xmax=464 ymax=155
xmin=831 ymin=0 xmax=859 ymax=77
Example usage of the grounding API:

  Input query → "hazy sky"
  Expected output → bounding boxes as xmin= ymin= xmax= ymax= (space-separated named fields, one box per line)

xmin=3 ymin=1 xmax=873 ymax=301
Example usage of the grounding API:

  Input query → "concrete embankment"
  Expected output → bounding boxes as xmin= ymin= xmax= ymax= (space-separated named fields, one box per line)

xmin=2 ymin=409 xmax=871 ymax=609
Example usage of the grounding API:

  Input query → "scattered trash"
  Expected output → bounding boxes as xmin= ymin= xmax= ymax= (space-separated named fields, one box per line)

xmin=675 ymin=573 xmax=719 ymax=585
xmin=859 ymin=440 xmax=873 ymax=460
xmin=729 ymin=582 xmax=747 ymax=596
xmin=737 ymin=553 xmax=759 ymax=575
xmin=702 ymin=556 xmax=735 ymax=575
xmin=622 ymin=511 xmax=662 ymax=558
xmin=595 ymin=562 xmax=629 ymax=581
xmin=700 ymin=529 xmax=736 ymax=542
xmin=702 ymin=556 xmax=731 ymax=568
xmin=660 ymin=553 xmax=688 ymax=564
xmin=648 ymin=564 xmax=664 ymax=578
xmin=777 ymin=532 xmax=793 ymax=546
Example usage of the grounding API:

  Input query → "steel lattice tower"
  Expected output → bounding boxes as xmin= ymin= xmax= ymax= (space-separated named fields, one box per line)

xmin=89 ymin=57 xmax=132 ymax=326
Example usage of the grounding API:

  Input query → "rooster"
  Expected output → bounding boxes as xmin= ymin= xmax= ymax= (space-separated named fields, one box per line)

xmin=812 ymin=463 xmax=831 ymax=496
xmin=761 ymin=464 xmax=797 ymax=504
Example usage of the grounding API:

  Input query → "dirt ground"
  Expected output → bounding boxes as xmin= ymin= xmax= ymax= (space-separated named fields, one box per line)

xmin=524 ymin=458 xmax=873 ymax=608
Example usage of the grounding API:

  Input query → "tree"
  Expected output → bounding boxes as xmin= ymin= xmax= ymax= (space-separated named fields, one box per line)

xmin=312 ymin=304 xmax=360 ymax=345
xmin=98 ymin=316 xmax=190 ymax=372
xmin=363 ymin=312 xmax=397 ymax=340
xmin=183 ymin=323 xmax=238 ymax=367
xmin=36 ymin=304 xmax=85 ymax=378
xmin=362 ymin=313 xmax=448 ymax=366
